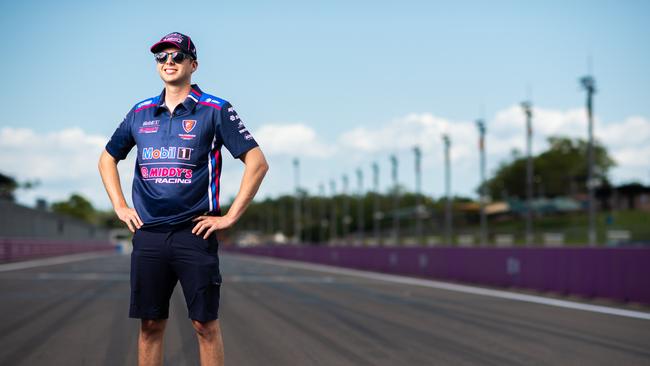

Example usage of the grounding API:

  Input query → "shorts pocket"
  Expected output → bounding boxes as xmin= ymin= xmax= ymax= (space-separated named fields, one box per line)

xmin=190 ymin=264 xmax=222 ymax=321
xmin=206 ymin=269 xmax=222 ymax=317
xmin=211 ymin=271 xmax=222 ymax=286
xmin=131 ymin=229 xmax=138 ymax=250
xmin=180 ymin=229 xmax=219 ymax=253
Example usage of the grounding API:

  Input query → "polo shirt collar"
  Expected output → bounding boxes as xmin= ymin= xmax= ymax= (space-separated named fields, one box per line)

xmin=154 ymin=83 xmax=203 ymax=116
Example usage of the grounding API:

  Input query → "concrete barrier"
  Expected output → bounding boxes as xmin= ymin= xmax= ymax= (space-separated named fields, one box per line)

xmin=0 ymin=238 xmax=116 ymax=263
xmin=224 ymin=245 xmax=650 ymax=306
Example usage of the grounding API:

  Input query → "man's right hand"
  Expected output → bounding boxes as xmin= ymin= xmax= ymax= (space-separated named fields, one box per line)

xmin=115 ymin=206 xmax=143 ymax=232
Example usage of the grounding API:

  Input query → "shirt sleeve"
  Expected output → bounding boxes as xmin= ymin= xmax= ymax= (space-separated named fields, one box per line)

xmin=218 ymin=101 xmax=259 ymax=159
xmin=105 ymin=109 xmax=136 ymax=161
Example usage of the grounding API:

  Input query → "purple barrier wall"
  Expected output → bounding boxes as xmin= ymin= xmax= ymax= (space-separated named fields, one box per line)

xmin=0 ymin=238 xmax=116 ymax=263
xmin=224 ymin=246 xmax=650 ymax=306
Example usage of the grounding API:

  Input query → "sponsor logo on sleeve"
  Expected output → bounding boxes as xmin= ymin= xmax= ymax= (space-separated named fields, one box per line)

xmin=136 ymin=100 xmax=153 ymax=109
xmin=205 ymin=98 xmax=221 ymax=105
xmin=225 ymin=106 xmax=253 ymax=141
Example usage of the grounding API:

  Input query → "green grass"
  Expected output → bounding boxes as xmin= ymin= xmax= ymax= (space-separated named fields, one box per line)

xmin=491 ymin=210 xmax=649 ymax=245
xmin=400 ymin=210 xmax=649 ymax=247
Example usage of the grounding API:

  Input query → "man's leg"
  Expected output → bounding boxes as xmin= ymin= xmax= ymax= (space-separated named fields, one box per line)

xmin=138 ymin=319 xmax=167 ymax=366
xmin=192 ymin=319 xmax=224 ymax=366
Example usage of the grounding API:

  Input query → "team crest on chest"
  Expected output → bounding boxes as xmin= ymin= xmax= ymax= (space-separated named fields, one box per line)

xmin=182 ymin=120 xmax=197 ymax=133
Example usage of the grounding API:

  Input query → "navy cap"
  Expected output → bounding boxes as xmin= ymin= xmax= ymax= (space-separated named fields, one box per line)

xmin=150 ymin=32 xmax=197 ymax=60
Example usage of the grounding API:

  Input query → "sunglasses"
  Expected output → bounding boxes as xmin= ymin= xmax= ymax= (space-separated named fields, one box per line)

xmin=154 ymin=51 xmax=193 ymax=64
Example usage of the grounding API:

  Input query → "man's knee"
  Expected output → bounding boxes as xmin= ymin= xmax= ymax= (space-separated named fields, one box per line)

xmin=191 ymin=319 xmax=220 ymax=340
xmin=140 ymin=319 xmax=167 ymax=338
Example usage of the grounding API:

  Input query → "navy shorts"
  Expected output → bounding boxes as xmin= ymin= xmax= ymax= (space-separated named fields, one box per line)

xmin=129 ymin=222 xmax=222 ymax=322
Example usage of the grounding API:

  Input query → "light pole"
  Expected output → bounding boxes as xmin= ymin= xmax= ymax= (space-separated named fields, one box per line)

xmin=267 ymin=201 xmax=273 ymax=236
xmin=319 ymin=183 xmax=327 ymax=244
xmin=304 ymin=190 xmax=312 ymax=244
xmin=390 ymin=154 xmax=400 ymax=245
xmin=356 ymin=168 xmax=364 ymax=246
xmin=293 ymin=158 xmax=301 ymax=244
xmin=442 ymin=134 xmax=452 ymax=246
xmin=372 ymin=162 xmax=381 ymax=246
xmin=279 ymin=196 xmax=286 ymax=240
xmin=342 ymin=174 xmax=350 ymax=243
xmin=329 ymin=179 xmax=337 ymax=244
xmin=413 ymin=146 xmax=423 ymax=245
xmin=521 ymin=102 xmax=534 ymax=246
xmin=581 ymin=75 xmax=597 ymax=247
xmin=475 ymin=121 xmax=487 ymax=247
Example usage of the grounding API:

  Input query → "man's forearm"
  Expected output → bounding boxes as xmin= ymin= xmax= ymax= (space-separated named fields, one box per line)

xmin=98 ymin=150 xmax=129 ymax=210
xmin=225 ymin=158 xmax=268 ymax=223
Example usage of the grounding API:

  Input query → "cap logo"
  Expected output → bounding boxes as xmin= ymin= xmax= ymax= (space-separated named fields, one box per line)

xmin=162 ymin=33 xmax=184 ymax=43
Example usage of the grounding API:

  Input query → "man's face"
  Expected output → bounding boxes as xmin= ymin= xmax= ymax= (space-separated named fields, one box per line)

xmin=155 ymin=46 xmax=197 ymax=85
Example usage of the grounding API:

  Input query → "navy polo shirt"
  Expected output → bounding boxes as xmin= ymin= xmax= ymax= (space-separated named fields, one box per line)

xmin=105 ymin=84 xmax=259 ymax=230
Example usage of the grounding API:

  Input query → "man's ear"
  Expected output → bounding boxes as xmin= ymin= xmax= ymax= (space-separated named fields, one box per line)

xmin=192 ymin=60 xmax=198 ymax=73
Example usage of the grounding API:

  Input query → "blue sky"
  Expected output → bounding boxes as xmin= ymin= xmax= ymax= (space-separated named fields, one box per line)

xmin=1 ymin=0 xmax=649 ymax=209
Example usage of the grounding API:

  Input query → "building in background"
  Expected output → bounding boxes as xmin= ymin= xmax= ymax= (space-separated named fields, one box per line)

xmin=0 ymin=200 xmax=111 ymax=242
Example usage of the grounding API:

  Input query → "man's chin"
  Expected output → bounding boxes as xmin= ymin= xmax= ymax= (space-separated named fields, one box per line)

xmin=160 ymin=75 xmax=189 ymax=86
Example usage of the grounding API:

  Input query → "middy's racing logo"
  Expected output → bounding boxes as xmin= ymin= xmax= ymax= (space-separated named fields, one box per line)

xmin=140 ymin=167 xmax=193 ymax=184
xmin=142 ymin=146 xmax=192 ymax=160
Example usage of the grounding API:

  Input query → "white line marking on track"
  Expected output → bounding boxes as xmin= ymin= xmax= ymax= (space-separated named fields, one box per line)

xmin=0 ymin=252 xmax=118 ymax=272
xmin=224 ymin=252 xmax=650 ymax=321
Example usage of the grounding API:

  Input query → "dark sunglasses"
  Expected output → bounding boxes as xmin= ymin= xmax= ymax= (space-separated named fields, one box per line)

xmin=154 ymin=51 xmax=193 ymax=64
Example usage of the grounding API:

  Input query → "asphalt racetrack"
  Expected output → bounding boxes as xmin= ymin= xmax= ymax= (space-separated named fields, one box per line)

xmin=0 ymin=251 xmax=649 ymax=365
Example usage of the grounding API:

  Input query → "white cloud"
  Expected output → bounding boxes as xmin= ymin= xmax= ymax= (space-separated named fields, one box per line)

xmin=598 ymin=116 xmax=650 ymax=167
xmin=0 ymin=127 xmax=135 ymax=209
xmin=254 ymin=123 xmax=336 ymax=158
xmin=336 ymin=106 xmax=650 ymax=194
xmin=2 ymin=107 xmax=649 ymax=209
xmin=338 ymin=113 xmax=476 ymax=160
xmin=491 ymin=105 xmax=650 ymax=179
xmin=0 ymin=127 xmax=106 ymax=180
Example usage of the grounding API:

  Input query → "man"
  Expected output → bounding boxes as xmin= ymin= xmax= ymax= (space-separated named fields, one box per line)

xmin=98 ymin=32 xmax=269 ymax=366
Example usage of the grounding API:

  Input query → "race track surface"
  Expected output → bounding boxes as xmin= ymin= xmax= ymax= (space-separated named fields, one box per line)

xmin=0 ymin=251 xmax=649 ymax=365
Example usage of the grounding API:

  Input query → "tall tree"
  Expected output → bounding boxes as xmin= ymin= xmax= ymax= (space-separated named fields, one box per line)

xmin=483 ymin=136 xmax=615 ymax=200
xmin=51 ymin=193 xmax=96 ymax=222
xmin=0 ymin=172 xmax=18 ymax=201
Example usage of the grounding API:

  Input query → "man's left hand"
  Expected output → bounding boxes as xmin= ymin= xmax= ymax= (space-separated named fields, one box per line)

xmin=191 ymin=215 xmax=236 ymax=239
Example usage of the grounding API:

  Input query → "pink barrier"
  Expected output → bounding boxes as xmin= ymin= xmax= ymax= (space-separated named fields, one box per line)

xmin=224 ymin=245 xmax=650 ymax=306
xmin=0 ymin=238 xmax=116 ymax=263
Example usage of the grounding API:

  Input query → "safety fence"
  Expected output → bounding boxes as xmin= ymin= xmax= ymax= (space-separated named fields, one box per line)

xmin=224 ymin=245 xmax=650 ymax=306
xmin=0 ymin=238 xmax=117 ymax=263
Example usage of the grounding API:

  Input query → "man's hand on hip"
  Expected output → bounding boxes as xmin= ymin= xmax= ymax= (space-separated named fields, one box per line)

xmin=115 ymin=206 xmax=143 ymax=233
xmin=191 ymin=215 xmax=235 ymax=239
